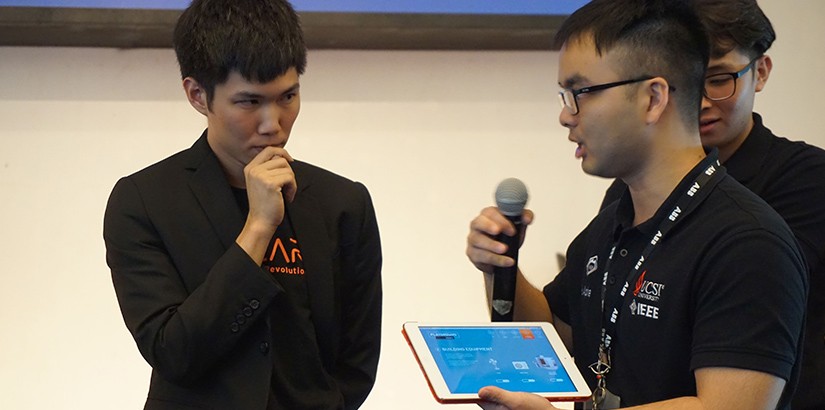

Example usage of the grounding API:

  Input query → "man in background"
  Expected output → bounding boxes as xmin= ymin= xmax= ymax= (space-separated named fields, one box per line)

xmin=103 ymin=1 xmax=382 ymax=408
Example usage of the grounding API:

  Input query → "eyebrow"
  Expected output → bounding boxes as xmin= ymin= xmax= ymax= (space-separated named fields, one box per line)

xmin=706 ymin=63 xmax=739 ymax=73
xmin=281 ymin=83 xmax=301 ymax=95
xmin=559 ymin=74 xmax=588 ymax=89
xmin=232 ymin=83 xmax=301 ymax=99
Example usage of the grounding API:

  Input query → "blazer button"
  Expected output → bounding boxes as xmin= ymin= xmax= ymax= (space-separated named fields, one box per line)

xmin=250 ymin=299 xmax=260 ymax=310
xmin=243 ymin=306 xmax=253 ymax=317
xmin=230 ymin=322 xmax=240 ymax=333
xmin=260 ymin=341 xmax=270 ymax=354
xmin=236 ymin=314 xmax=246 ymax=325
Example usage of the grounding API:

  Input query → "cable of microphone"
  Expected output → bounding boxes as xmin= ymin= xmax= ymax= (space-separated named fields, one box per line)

xmin=491 ymin=178 xmax=528 ymax=322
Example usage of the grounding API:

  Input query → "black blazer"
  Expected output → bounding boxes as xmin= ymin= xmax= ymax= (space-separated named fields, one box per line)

xmin=104 ymin=134 xmax=382 ymax=409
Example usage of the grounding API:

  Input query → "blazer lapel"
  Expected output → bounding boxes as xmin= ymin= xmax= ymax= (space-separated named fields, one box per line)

xmin=186 ymin=134 xmax=245 ymax=250
xmin=287 ymin=164 xmax=337 ymax=363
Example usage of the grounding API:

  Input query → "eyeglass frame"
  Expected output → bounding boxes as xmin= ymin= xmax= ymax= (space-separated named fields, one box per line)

xmin=558 ymin=76 xmax=654 ymax=115
xmin=703 ymin=56 xmax=761 ymax=101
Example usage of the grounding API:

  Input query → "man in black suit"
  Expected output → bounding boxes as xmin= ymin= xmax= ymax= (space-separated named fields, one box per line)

xmin=103 ymin=1 xmax=382 ymax=409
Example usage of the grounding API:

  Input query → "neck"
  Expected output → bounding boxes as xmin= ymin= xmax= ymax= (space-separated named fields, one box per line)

xmin=206 ymin=138 xmax=247 ymax=188
xmin=624 ymin=146 xmax=706 ymax=226
xmin=224 ymin=167 xmax=246 ymax=189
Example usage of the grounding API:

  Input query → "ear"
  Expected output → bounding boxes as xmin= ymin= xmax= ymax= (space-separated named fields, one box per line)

xmin=643 ymin=77 xmax=670 ymax=125
xmin=754 ymin=54 xmax=772 ymax=93
xmin=182 ymin=77 xmax=210 ymax=116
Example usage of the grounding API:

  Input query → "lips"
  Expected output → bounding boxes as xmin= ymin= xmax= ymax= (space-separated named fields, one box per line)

xmin=568 ymin=135 xmax=584 ymax=159
xmin=699 ymin=117 xmax=719 ymax=135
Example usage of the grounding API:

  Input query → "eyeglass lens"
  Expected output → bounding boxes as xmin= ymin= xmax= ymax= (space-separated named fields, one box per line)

xmin=704 ymin=74 xmax=738 ymax=101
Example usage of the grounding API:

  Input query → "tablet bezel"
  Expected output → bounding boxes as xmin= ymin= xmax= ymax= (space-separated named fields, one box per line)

xmin=402 ymin=321 xmax=592 ymax=404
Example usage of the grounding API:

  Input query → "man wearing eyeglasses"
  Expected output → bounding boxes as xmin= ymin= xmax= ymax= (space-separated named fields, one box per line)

xmin=598 ymin=2 xmax=825 ymax=408
xmin=466 ymin=0 xmax=807 ymax=409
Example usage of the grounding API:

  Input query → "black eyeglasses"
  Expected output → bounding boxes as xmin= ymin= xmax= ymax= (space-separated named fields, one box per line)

xmin=703 ymin=56 xmax=760 ymax=101
xmin=558 ymin=77 xmax=654 ymax=115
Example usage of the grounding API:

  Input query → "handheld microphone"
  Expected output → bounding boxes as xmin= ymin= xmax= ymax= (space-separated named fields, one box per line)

xmin=491 ymin=178 xmax=528 ymax=322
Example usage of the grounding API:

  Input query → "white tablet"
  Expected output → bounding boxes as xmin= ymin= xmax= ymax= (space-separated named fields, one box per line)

xmin=402 ymin=322 xmax=591 ymax=404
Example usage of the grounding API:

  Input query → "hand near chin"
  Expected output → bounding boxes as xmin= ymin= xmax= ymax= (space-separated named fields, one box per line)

xmin=477 ymin=386 xmax=561 ymax=410
xmin=243 ymin=146 xmax=297 ymax=232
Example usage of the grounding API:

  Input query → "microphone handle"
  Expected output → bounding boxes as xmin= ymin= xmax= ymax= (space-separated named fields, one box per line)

xmin=491 ymin=216 xmax=523 ymax=322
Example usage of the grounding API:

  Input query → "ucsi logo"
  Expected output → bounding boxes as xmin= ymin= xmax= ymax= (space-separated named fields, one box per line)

xmin=633 ymin=270 xmax=665 ymax=302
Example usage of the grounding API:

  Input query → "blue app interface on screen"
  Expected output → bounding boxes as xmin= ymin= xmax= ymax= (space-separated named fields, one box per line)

xmin=419 ymin=326 xmax=576 ymax=394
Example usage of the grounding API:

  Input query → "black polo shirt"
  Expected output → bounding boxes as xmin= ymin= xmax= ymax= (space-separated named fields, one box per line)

xmin=546 ymin=152 xmax=807 ymax=408
xmin=600 ymin=114 xmax=825 ymax=409
xmin=726 ymin=114 xmax=825 ymax=410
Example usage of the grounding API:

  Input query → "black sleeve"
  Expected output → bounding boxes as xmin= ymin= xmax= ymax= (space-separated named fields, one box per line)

xmin=760 ymin=146 xmax=825 ymax=275
xmin=544 ymin=228 xmax=591 ymax=325
xmin=690 ymin=228 xmax=807 ymax=381
xmin=104 ymin=176 xmax=281 ymax=384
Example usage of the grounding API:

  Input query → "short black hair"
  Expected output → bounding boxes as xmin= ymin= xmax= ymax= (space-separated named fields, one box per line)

xmin=173 ymin=0 xmax=307 ymax=109
xmin=555 ymin=0 xmax=710 ymax=127
xmin=692 ymin=0 xmax=775 ymax=59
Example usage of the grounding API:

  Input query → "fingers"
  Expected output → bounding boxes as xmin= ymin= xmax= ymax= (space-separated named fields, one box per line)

xmin=248 ymin=146 xmax=294 ymax=166
xmin=521 ymin=209 xmax=535 ymax=226
xmin=478 ymin=386 xmax=509 ymax=407
xmin=466 ymin=207 xmax=534 ymax=272
xmin=478 ymin=386 xmax=558 ymax=410
xmin=281 ymin=177 xmax=298 ymax=203
xmin=245 ymin=147 xmax=298 ymax=201
xmin=466 ymin=208 xmax=509 ymax=272
xmin=241 ymin=147 xmax=298 ymax=232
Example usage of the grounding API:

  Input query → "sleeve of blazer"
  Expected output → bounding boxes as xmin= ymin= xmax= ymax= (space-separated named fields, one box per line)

xmin=335 ymin=182 xmax=383 ymax=409
xmin=104 ymin=175 xmax=281 ymax=385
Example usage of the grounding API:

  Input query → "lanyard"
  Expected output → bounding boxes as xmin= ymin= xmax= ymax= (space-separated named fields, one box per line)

xmin=589 ymin=158 xmax=721 ymax=406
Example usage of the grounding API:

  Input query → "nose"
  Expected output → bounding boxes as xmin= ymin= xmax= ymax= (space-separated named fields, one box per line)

xmin=258 ymin=103 xmax=283 ymax=136
xmin=559 ymin=107 xmax=576 ymax=129
xmin=700 ymin=94 xmax=713 ymax=111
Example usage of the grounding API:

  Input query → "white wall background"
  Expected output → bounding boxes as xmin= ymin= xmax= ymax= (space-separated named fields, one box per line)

xmin=0 ymin=1 xmax=822 ymax=409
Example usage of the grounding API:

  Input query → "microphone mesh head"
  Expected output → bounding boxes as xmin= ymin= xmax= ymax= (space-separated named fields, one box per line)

xmin=495 ymin=178 xmax=528 ymax=216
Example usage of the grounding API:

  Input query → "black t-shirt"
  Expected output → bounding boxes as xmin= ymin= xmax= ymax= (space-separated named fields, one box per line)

xmin=547 ymin=153 xmax=807 ymax=408
xmin=232 ymin=188 xmax=344 ymax=410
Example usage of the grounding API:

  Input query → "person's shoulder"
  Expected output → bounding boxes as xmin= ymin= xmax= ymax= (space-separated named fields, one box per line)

xmin=134 ymin=148 xmax=192 ymax=177
xmin=292 ymin=160 xmax=372 ymax=202
xmin=711 ymin=175 xmax=794 ymax=236
xmin=118 ymin=137 xmax=205 ymax=184
xmin=762 ymin=125 xmax=825 ymax=168
xmin=293 ymin=160 xmax=348 ymax=182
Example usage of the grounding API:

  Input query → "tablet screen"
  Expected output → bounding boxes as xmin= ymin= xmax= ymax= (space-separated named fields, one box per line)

xmin=418 ymin=325 xmax=576 ymax=394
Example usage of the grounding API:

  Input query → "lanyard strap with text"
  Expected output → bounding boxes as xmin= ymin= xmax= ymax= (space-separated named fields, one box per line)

xmin=590 ymin=159 xmax=722 ymax=388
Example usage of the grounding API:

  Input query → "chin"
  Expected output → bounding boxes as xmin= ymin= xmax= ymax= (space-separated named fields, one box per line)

xmin=699 ymin=131 xmax=722 ymax=145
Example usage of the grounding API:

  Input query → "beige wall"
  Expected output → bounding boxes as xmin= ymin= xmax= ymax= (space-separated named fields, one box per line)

xmin=0 ymin=1 xmax=822 ymax=408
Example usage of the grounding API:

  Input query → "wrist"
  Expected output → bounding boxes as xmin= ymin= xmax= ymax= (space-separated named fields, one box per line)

xmin=236 ymin=218 xmax=278 ymax=265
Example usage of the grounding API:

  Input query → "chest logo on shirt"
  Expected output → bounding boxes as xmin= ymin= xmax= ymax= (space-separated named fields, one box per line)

xmin=629 ymin=299 xmax=659 ymax=319
xmin=265 ymin=237 xmax=304 ymax=275
xmin=632 ymin=270 xmax=665 ymax=302
xmin=585 ymin=255 xmax=598 ymax=276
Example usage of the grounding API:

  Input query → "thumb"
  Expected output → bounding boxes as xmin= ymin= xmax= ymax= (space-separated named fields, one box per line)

xmin=478 ymin=386 xmax=510 ymax=409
